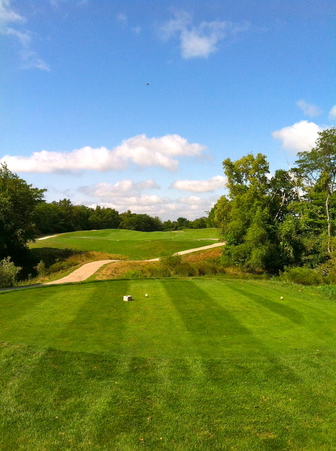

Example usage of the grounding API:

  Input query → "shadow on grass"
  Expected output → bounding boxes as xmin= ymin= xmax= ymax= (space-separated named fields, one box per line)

xmin=229 ymin=285 xmax=305 ymax=325
xmin=29 ymin=247 xmax=83 ymax=268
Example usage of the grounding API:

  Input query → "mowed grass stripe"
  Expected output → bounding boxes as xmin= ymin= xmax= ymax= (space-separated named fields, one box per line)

xmin=0 ymin=280 xmax=199 ymax=358
xmin=2 ymin=344 xmax=336 ymax=450
xmin=232 ymin=280 xmax=336 ymax=344
xmin=2 ymin=279 xmax=336 ymax=358
xmin=195 ymin=279 xmax=336 ymax=354
xmin=2 ymin=280 xmax=336 ymax=449
xmin=0 ymin=286 xmax=93 ymax=347
xmin=54 ymin=280 xmax=130 ymax=354
xmin=162 ymin=279 xmax=266 ymax=359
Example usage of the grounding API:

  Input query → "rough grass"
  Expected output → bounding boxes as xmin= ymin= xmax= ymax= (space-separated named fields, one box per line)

xmin=1 ymin=278 xmax=336 ymax=450
xmin=91 ymin=247 xmax=224 ymax=280
xmin=30 ymin=228 xmax=222 ymax=260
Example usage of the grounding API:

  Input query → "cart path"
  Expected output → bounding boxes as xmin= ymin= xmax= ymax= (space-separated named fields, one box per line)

xmin=44 ymin=260 xmax=117 ymax=285
xmin=45 ymin=242 xmax=225 ymax=285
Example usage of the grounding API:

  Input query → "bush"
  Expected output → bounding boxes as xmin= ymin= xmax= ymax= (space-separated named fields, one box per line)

xmin=123 ymin=269 xmax=144 ymax=279
xmin=316 ymin=285 xmax=336 ymax=300
xmin=0 ymin=257 xmax=22 ymax=288
xmin=280 ymin=267 xmax=322 ymax=285
xmin=35 ymin=260 xmax=46 ymax=277
xmin=193 ymin=261 xmax=225 ymax=276
xmin=160 ymin=253 xmax=182 ymax=270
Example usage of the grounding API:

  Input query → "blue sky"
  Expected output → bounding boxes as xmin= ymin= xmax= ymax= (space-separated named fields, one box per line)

xmin=1 ymin=0 xmax=335 ymax=220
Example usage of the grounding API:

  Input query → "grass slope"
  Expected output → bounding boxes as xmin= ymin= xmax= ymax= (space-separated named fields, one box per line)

xmin=1 ymin=278 xmax=336 ymax=450
xmin=30 ymin=228 xmax=221 ymax=260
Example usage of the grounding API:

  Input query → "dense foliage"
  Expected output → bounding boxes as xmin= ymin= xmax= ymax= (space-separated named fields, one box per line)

xmin=0 ymin=163 xmax=45 ymax=262
xmin=211 ymin=128 xmax=336 ymax=274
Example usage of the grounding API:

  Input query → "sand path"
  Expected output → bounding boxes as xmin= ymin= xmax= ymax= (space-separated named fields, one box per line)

xmin=45 ymin=242 xmax=225 ymax=285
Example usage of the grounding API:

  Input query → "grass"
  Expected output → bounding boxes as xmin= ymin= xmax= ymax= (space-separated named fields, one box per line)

xmin=1 ymin=278 xmax=336 ymax=450
xmin=30 ymin=228 xmax=222 ymax=260
xmin=90 ymin=247 xmax=226 ymax=281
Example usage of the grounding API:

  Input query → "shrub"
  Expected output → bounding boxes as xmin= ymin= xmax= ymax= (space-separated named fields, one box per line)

xmin=35 ymin=260 xmax=46 ymax=277
xmin=0 ymin=257 xmax=22 ymax=288
xmin=280 ymin=267 xmax=322 ymax=285
xmin=316 ymin=285 xmax=336 ymax=300
xmin=160 ymin=253 xmax=182 ymax=270
xmin=123 ymin=269 xmax=144 ymax=279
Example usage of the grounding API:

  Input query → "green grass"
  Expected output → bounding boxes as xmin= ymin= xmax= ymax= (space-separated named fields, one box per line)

xmin=1 ymin=278 xmax=336 ymax=450
xmin=30 ymin=228 xmax=222 ymax=260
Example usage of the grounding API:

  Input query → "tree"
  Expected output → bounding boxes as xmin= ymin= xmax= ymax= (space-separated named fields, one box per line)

xmin=89 ymin=206 xmax=120 ymax=230
xmin=208 ymin=195 xmax=231 ymax=229
xmin=220 ymin=154 xmax=274 ymax=269
xmin=176 ymin=217 xmax=191 ymax=229
xmin=119 ymin=211 xmax=163 ymax=232
xmin=295 ymin=128 xmax=336 ymax=253
xmin=0 ymin=163 xmax=45 ymax=261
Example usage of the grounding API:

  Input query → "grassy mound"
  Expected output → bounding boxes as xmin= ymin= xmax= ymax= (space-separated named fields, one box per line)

xmin=1 ymin=278 xmax=336 ymax=449
xmin=30 ymin=228 xmax=222 ymax=260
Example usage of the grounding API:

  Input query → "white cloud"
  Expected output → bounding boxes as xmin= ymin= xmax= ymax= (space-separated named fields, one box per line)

xmin=0 ymin=0 xmax=25 ymax=26
xmin=159 ymin=9 xmax=249 ymax=59
xmin=272 ymin=120 xmax=322 ymax=153
xmin=73 ymin=177 xmax=217 ymax=220
xmin=20 ymin=49 xmax=51 ymax=71
xmin=116 ymin=12 xmax=141 ymax=33
xmin=86 ymin=195 xmax=217 ymax=221
xmin=116 ymin=12 xmax=128 ymax=25
xmin=1 ymin=134 xmax=206 ymax=173
xmin=171 ymin=175 xmax=226 ymax=192
xmin=50 ymin=0 xmax=88 ymax=8
xmin=5 ymin=26 xmax=31 ymax=45
xmin=296 ymin=100 xmax=321 ymax=117
xmin=329 ymin=106 xmax=336 ymax=119
xmin=81 ymin=179 xmax=160 ymax=198
xmin=0 ymin=0 xmax=49 ymax=70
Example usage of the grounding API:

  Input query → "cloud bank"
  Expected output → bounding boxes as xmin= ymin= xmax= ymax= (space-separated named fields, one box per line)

xmin=80 ymin=179 xmax=160 ymax=198
xmin=1 ymin=134 xmax=206 ymax=173
xmin=159 ymin=9 xmax=249 ymax=59
xmin=73 ymin=175 xmax=221 ymax=220
xmin=171 ymin=175 xmax=226 ymax=192
xmin=272 ymin=120 xmax=322 ymax=153
xmin=86 ymin=194 xmax=216 ymax=221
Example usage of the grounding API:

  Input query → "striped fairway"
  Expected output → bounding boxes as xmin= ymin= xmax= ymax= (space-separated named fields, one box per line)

xmin=1 ymin=278 xmax=336 ymax=450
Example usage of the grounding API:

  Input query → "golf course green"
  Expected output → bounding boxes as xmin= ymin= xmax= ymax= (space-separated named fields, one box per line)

xmin=31 ymin=228 xmax=222 ymax=259
xmin=1 ymin=277 xmax=336 ymax=450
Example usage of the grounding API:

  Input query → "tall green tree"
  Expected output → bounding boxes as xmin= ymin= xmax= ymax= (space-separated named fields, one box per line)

xmin=295 ymin=127 xmax=336 ymax=253
xmin=0 ymin=163 xmax=45 ymax=260
xmin=221 ymin=154 xmax=275 ymax=270
xmin=220 ymin=154 xmax=301 ymax=272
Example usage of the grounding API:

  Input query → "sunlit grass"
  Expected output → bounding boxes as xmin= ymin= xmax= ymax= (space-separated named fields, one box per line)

xmin=1 ymin=278 xmax=336 ymax=449
xmin=30 ymin=228 xmax=222 ymax=260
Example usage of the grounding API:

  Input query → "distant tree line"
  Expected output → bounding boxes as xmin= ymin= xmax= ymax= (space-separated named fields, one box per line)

xmin=209 ymin=127 xmax=336 ymax=276
xmin=34 ymin=202 xmax=208 ymax=235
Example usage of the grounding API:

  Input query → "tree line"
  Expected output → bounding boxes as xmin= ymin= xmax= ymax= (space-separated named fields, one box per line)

xmin=209 ymin=127 xmax=336 ymax=275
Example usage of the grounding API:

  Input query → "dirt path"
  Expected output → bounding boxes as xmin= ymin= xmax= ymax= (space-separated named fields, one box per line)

xmin=45 ymin=242 xmax=225 ymax=285
xmin=45 ymin=260 xmax=117 ymax=285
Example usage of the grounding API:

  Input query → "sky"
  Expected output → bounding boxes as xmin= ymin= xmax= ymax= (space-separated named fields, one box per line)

xmin=1 ymin=0 xmax=335 ymax=220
